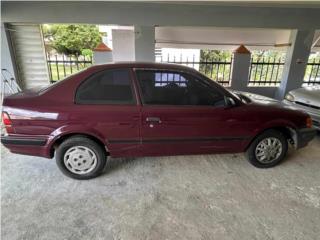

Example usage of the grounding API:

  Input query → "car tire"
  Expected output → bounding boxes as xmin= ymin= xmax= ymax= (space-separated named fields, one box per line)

xmin=56 ymin=136 xmax=107 ymax=180
xmin=246 ymin=129 xmax=288 ymax=168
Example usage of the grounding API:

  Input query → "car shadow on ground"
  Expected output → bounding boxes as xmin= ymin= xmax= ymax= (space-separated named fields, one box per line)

xmin=282 ymin=131 xmax=319 ymax=166
xmin=100 ymin=152 xmax=255 ymax=176
xmin=102 ymin=156 xmax=142 ymax=175
xmin=101 ymin=132 xmax=320 ymax=176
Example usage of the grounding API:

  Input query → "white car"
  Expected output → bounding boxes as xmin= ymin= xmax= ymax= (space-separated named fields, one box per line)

xmin=283 ymin=86 xmax=320 ymax=130
xmin=232 ymin=88 xmax=319 ymax=130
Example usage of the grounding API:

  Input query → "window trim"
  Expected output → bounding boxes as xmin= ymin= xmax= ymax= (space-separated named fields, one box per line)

xmin=133 ymin=67 xmax=227 ymax=108
xmin=74 ymin=68 xmax=137 ymax=105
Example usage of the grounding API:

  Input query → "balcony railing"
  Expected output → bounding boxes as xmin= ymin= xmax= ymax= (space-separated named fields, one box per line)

xmin=248 ymin=57 xmax=285 ymax=86
xmin=303 ymin=58 xmax=320 ymax=86
xmin=160 ymin=56 xmax=232 ymax=86
xmin=47 ymin=54 xmax=93 ymax=82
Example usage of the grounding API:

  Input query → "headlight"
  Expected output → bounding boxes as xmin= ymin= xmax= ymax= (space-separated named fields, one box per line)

xmin=285 ymin=93 xmax=294 ymax=102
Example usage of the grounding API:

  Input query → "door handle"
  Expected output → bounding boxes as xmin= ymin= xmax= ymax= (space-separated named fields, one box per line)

xmin=146 ymin=117 xmax=161 ymax=123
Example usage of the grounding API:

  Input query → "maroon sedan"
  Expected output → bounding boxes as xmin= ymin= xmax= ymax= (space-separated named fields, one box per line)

xmin=1 ymin=62 xmax=316 ymax=179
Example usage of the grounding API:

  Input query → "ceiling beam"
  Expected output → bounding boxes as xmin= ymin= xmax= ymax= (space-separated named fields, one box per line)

xmin=2 ymin=1 xmax=320 ymax=29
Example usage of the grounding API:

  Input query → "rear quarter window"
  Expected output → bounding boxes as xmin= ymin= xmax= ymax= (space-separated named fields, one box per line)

xmin=75 ymin=68 xmax=136 ymax=104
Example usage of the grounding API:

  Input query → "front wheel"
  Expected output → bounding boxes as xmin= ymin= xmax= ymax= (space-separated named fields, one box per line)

xmin=246 ymin=130 xmax=288 ymax=168
xmin=56 ymin=136 xmax=107 ymax=179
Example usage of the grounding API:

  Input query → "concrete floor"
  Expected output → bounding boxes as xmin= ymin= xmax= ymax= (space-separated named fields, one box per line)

xmin=1 ymin=135 xmax=320 ymax=240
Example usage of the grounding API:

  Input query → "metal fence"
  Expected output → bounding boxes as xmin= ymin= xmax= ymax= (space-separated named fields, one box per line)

xmin=303 ymin=58 xmax=320 ymax=85
xmin=47 ymin=54 xmax=93 ymax=82
xmin=249 ymin=57 xmax=285 ymax=86
xmin=160 ymin=56 xmax=233 ymax=86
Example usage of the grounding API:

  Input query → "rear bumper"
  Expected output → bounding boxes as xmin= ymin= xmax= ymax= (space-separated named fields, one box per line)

xmin=1 ymin=136 xmax=47 ymax=146
xmin=296 ymin=128 xmax=317 ymax=149
xmin=1 ymin=135 xmax=52 ymax=158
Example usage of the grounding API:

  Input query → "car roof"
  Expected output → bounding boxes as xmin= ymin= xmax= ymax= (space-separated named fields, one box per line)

xmin=88 ymin=61 xmax=198 ymax=73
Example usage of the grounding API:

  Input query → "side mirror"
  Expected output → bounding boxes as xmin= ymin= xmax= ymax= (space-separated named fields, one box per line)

xmin=225 ymin=97 xmax=236 ymax=108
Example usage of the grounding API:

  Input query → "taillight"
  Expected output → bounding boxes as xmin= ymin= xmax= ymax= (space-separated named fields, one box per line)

xmin=306 ymin=117 xmax=313 ymax=128
xmin=2 ymin=112 xmax=12 ymax=126
xmin=1 ymin=112 xmax=14 ymax=134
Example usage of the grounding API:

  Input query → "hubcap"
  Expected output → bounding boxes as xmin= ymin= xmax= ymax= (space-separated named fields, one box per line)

xmin=64 ymin=146 xmax=97 ymax=175
xmin=255 ymin=137 xmax=282 ymax=163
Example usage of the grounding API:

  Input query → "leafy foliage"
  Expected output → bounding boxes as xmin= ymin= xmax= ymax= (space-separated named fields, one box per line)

xmin=200 ymin=50 xmax=232 ymax=62
xmin=251 ymin=50 xmax=285 ymax=62
xmin=42 ymin=24 xmax=102 ymax=55
xmin=81 ymin=49 xmax=94 ymax=57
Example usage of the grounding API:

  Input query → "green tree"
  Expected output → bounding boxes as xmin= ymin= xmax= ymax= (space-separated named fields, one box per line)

xmin=43 ymin=24 xmax=102 ymax=55
xmin=200 ymin=50 xmax=231 ymax=62
xmin=81 ymin=49 xmax=93 ymax=57
xmin=251 ymin=50 xmax=285 ymax=62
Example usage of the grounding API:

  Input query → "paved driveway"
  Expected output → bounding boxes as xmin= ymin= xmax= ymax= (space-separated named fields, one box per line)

xmin=1 ymin=135 xmax=320 ymax=240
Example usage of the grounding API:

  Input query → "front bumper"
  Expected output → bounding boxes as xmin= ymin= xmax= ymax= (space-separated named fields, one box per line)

xmin=296 ymin=128 xmax=317 ymax=149
xmin=283 ymin=100 xmax=320 ymax=130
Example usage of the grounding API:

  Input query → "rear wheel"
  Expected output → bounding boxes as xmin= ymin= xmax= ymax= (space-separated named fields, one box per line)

xmin=246 ymin=130 xmax=288 ymax=168
xmin=56 ymin=136 xmax=107 ymax=179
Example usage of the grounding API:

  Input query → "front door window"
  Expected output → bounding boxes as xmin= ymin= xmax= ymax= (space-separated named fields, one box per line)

xmin=135 ymin=70 xmax=225 ymax=107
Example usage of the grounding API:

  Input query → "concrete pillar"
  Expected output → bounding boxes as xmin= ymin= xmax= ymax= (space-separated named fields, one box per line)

xmin=112 ymin=29 xmax=135 ymax=61
xmin=93 ymin=42 xmax=113 ymax=64
xmin=230 ymin=45 xmax=251 ymax=91
xmin=275 ymin=29 xmax=315 ymax=99
xmin=134 ymin=26 xmax=155 ymax=62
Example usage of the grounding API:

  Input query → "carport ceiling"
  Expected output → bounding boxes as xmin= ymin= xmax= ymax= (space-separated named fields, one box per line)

xmin=156 ymin=27 xmax=320 ymax=51
xmin=160 ymin=1 xmax=320 ymax=8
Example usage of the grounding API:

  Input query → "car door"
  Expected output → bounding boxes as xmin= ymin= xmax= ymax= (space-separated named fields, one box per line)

xmin=134 ymin=68 xmax=251 ymax=156
xmin=74 ymin=67 xmax=141 ymax=156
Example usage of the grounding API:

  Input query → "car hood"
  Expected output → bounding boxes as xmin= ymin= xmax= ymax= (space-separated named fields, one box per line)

xmin=289 ymin=87 xmax=320 ymax=106
xmin=233 ymin=90 xmax=279 ymax=105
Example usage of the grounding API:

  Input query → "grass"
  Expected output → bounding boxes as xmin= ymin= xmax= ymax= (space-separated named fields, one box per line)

xmin=49 ymin=63 xmax=91 ymax=82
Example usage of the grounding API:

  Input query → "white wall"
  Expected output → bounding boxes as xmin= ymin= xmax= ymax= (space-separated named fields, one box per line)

xmin=93 ymin=51 xmax=113 ymax=65
xmin=112 ymin=27 xmax=155 ymax=62
xmin=99 ymin=25 xmax=134 ymax=50
xmin=112 ymin=29 xmax=135 ymax=62
xmin=158 ymin=48 xmax=200 ymax=70
xmin=134 ymin=26 xmax=155 ymax=62
xmin=1 ymin=24 xmax=16 ymax=80
xmin=156 ymin=27 xmax=320 ymax=52
xmin=156 ymin=27 xmax=292 ymax=51
xmin=1 ymin=23 xmax=18 ymax=94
